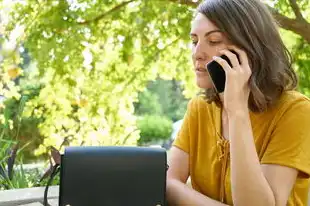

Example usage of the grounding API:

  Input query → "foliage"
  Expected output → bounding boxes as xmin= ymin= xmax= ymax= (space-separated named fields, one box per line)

xmin=37 ymin=170 xmax=60 ymax=188
xmin=1 ymin=0 xmax=196 ymax=156
xmin=0 ymin=92 xmax=37 ymax=189
xmin=0 ymin=138 xmax=16 ymax=189
xmin=135 ymin=89 xmax=163 ymax=116
xmin=0 ymin=0 xmax=309 ymax=158
xmin=135 ymin=78 xmax=189 ymax=122
xmin=0 ymin=93 xmax=28 ymax=144
xmin=292 ymin=38 xmax=310 ymax=96
xmin=0 ymin=139 xmax=57 ymax=190
xmin=279 ymin=29 xmax=310 ymax=96
xmin=0 ymin=137 xmax=31 ymax=190
xmin=137 ymin=115 xmax=173 ymax=145
xmin=1 ymin=85 xmax=44 ymax=162
xmin=0 ymin=148 xmax=40 ymax=190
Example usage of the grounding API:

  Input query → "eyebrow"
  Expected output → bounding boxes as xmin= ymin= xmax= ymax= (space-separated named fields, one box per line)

xmin=190 ymin=30 xmax=222 ymax=37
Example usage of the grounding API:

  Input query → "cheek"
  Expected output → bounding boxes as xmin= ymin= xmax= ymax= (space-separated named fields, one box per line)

xmin=211 ymin=46 xmax=223 ymax=56
xmin=196 ymin=76 xmax=213 ymax=89
xmin=191 ymin=47 xmax=195 ymax=60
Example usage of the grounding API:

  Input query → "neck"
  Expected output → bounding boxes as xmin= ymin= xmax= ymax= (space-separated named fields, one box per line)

xmin=219 ymin=93 xmax=224 ymax=104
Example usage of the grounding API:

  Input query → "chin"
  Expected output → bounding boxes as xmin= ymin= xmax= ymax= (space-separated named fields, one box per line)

xmin=196 ymin=78 xmax=213 ymax=89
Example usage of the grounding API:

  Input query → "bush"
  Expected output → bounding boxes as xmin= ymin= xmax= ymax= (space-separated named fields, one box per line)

xmin=137 ymin=115 xmax=173 ymax=145
xmin=0 ymin=138 xmax=59 ymax=190
xmin=134 ymin=79 xmax=189 ymax=122
xmin=0 ymin=138 xmax=36 ymax=190
xmin=1 ymin=85 xmax=44 ymax=162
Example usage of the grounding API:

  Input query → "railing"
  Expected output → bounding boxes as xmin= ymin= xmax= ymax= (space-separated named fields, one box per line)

xmin=0 ymin=186 xmax=59 ymax=206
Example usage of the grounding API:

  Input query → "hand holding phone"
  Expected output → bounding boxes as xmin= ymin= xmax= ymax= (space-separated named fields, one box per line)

xmin=206 ymin=50 xmax=240 ymax=93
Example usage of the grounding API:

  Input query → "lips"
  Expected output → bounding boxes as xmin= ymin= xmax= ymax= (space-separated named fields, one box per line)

xmin=195 ymin=67 xmax=207 ymax=72
xmin=195 ymin=62 xmax=207 ymax=72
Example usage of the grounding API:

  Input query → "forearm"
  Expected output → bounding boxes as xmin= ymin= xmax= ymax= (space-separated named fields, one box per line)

xmin=166 ymin=179 xmax=229 ymax=206
xmin=228 ymin=110 xmax=275 ymax=206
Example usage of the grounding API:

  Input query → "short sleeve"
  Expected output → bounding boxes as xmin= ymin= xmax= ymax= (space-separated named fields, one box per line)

xmin=261 ymin=98 xmax=310 ymax=177
xmin=172 ymin=98 xmax=197 ymax=154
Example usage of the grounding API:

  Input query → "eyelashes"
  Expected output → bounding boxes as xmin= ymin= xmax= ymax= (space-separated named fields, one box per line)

xmin=209 ymin=41 xmax=222 ymax=45
xmin=191 ymin=40 xmax=222 ymax=46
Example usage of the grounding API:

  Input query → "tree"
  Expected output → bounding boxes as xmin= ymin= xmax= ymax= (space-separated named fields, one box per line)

xmin=135 ymin=78 xmax=188 ymax=121
xmin=167 ymin=0 xmax=310 ymax=43
xmin=0 ymin=0 xmax=309 ymax=156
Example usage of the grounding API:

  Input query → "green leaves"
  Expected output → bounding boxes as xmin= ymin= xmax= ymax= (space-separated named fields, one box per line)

xmin=137 ymin=115 xmax=173 ymax=145
xmin=1 ymin=0 xmax=309 ymax=158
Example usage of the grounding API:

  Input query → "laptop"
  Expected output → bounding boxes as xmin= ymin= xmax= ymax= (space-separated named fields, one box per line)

xmin=59 ymin=146 xmax=167 ymax=206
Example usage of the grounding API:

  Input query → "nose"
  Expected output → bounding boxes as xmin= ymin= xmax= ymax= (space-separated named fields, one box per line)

xmin=193 ymin=41 xmax=207 ymax=61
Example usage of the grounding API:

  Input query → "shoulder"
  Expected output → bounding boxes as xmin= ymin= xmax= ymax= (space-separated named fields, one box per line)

xmin=266 ymin=90 xmax=310 ymax=128
xmin=187 ymin=95 xmax=215 ymax=116
xmin=279 ymin=90 xmax=310 ymax=104
xmin=272 ymin=90 xmax=310 ymax=115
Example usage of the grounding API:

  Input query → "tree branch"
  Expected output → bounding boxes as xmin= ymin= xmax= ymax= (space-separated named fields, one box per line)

xmin=164 ymin=0 xmax=199 ymax=7
xmin=164 ymin=0 xmax=310 ymax=44
xmin=80 ymin=0 xmax=310 ymax=44
xmin=124 ymin=37 xmax=182 ymax=88
xmin=79 ymin=0 xmax=135 ymax=25
xmin=288 ymin=0 xmax=304 ymax=21
xmin=267 ymin=6 xmax=310 ymax=43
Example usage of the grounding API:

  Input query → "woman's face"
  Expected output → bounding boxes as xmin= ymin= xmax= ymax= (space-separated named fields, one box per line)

xmin=190 ymin=13 xmax=229 ymax=89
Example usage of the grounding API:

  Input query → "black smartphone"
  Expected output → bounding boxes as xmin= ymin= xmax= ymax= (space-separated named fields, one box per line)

xmin=206 ymin=51 xmax=239 ymax=93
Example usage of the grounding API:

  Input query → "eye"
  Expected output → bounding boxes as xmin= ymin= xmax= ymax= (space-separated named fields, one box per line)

xmin=209 ymin=41 xmax=222 ymax=45
xmin=192 ymin=40 xmax=198 ymax=46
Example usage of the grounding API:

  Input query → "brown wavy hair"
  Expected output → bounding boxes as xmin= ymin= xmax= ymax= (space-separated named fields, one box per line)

xmin=197 ymin=0 xmax=298 ymax=112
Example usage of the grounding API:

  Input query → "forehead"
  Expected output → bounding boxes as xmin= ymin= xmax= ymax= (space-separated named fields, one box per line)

xmin=190 ymin=13 xmax=219 ymax=34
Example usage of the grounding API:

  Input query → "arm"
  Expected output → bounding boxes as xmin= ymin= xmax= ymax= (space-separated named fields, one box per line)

xmin=228 ymin=111 xmax=298 ymax=206
xmin=166 ymin=146 xmax=229 ymax=206
xmin=215 ymin=47 xmax=298 ymax=206
xmin=168 ymin=113 xmax=298 ymax=206
xmin=168 ymin=111 xmax=297 ymax=206
xmin=229 ymin=111 xmax=275 ymax=205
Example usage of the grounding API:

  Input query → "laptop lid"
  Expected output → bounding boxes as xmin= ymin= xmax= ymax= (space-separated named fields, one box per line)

xmin=59 ymin=146 xmax=167 ymax=206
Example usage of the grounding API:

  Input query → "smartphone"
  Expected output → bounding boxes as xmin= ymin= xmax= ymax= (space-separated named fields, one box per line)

xmin=206 ymin=51 xmax=239 ymax=93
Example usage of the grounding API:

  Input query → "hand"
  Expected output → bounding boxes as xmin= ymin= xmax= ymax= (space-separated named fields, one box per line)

xmin=213 ymin=46 xmax=252 ymax=115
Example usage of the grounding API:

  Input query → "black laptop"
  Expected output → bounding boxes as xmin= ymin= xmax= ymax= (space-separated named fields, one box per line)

xmin=59 ymin=146 xmax=167 ymax=206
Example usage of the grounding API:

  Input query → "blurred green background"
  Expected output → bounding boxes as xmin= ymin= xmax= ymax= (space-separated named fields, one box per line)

xmin=0 ymin=0 xmax=309 ymax=189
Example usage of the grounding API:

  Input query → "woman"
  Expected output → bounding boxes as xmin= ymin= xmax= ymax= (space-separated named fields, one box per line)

xmin=166 ymin=0 xmax=310 ymax=205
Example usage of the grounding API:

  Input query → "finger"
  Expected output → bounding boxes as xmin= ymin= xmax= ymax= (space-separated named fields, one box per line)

xmin=227 ymin=45 xmax=249 ymax=67
xmin=228 ymin=46 xmax=252 ymax=75
xmin=213 ymin=56 xmax=232 ymax=74
xmin=219 ymin=49 xmax=240 ymax=69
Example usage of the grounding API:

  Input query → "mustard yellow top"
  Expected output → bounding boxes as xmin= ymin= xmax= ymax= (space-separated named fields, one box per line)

xmin=173 ymin=91 xmax=310 ymax=205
